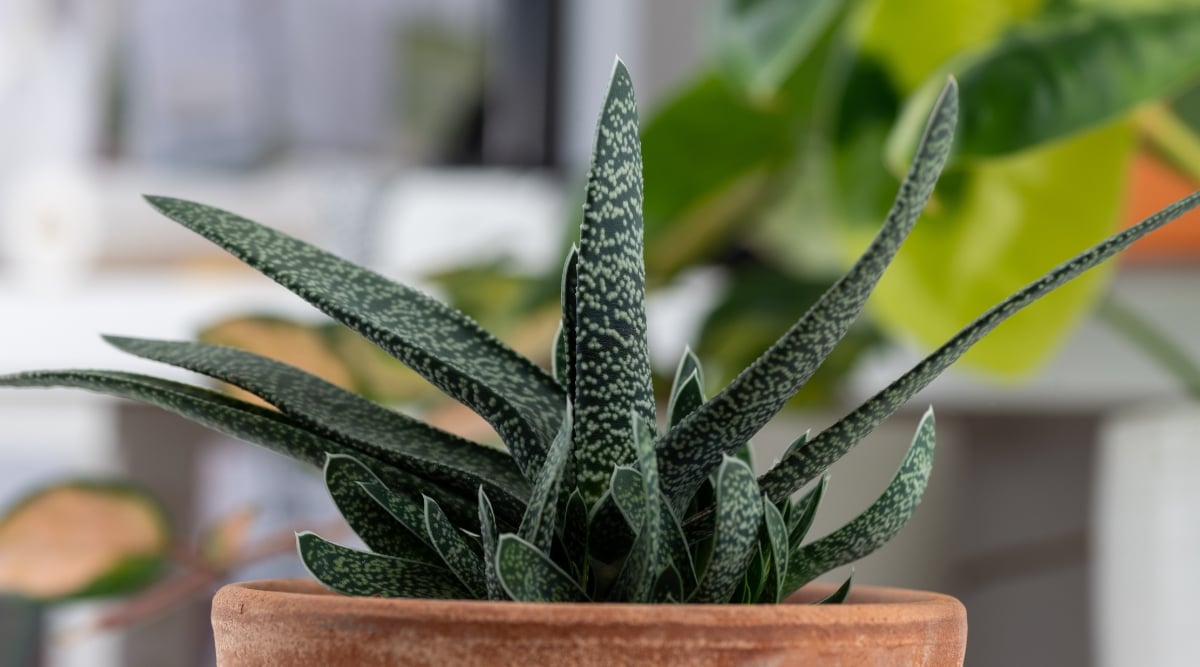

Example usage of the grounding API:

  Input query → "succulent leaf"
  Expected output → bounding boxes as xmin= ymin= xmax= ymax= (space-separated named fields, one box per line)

xmin=518 ymin=408 xmax=573 ymax=553
xmin=297 ymin=531 xmax=468 ymax=599
xmin=142 ymin=195 xmax=564 ymax=481
xmin=103 ymin=336 xmax=530 ymax=505
xmin=788 ymin=475 xmax=827 ymax=551
xmin=323 ymin=454 xmax=440 ymax=563
xmin=495 ymin=534 xmax=588 ymax=602
xmin=560 ymin=488 xmax=589 ymax=581
xmin=760 ymin=188 xmax=1200 ymax=500
xmin=610 ymin=415 xmax=663 ymax=602
xmin=655 ymin=79 xmax=959 ymax=509
xmin=690 ymin=456 xmax=764 ymax=603
xmin=816 ymin=574 xmax=853 ymax=605
xmin=667 ymin=371 xmax=705 ymax=429
xmin=477 ymin=488 xmax=504 ymax=600
xmin=573 ymin=60 xmax=657 ymax=504
xmin=423 ymin=496 xmax=487 ymax=598
xmin=554 ymin=247 xmax=579 ymax=395
xmin=784 ymin=410 xmax=936 ymax=594
xmin=761 ymin=496 xmax=789 ymax=603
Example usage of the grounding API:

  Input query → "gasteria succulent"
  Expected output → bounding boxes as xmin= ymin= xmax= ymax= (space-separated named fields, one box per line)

xmin=3 ymin=60 xmax=1199 ymax=605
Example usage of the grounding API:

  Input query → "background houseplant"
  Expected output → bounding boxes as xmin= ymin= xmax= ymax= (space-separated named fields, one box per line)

xmin=3 ymin=56 xmax=1200 ymax=663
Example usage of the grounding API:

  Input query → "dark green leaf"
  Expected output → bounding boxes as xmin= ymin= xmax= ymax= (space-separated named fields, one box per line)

xmin=103 ymin=336 xmax=529 ymax=509
xmin=142 ymin=195 xmax=563 ymax=480
xmin=554 ymin=247 xmax=579 ymax=395
xmin=690 ymin=456 xmax=764 ymax=603
xmin=423 ymin=496 xmax=486 ymax=597
xmin=656 ymin=80 xmax=958 ymax=510
xmin=323 ymin=454 xmax=439 ymax=563
xmin=477 ymin=488 xmax=504 ymax=600
xmin=667 ymin=372 xmax=705 ymax=429
xmin=610 ymin=415 xmax=663 ymax=602
xmin=760 ymin=495 xmax=789 ymax=603
xmin=892 ymin=8 xmax=1200 ymax=163
xmin=297 ymin=532 xmax=468 ymax=599
xmin=573 ymin=60 xmax=657 ymax=504
xmin=788 ymin=476 xmax=827 ymax=551
xmin=761 ymin=189 xmax=1200 ymax=500
xmin=815 ymin=574 xmax=853 ymax=605
xmin=783 ymin=410 xmax=936 ymax=594
xmin=495 ymin=534 xmax=588 ymax=602
xmin=518 ymin=408 xmax=573 ymax=553
xmin=560 ymin=489 xmax=589 ymax=581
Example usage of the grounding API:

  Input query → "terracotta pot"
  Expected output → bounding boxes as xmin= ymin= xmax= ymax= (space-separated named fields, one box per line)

xmin=211 ymin=578 xmax=966 ymax=666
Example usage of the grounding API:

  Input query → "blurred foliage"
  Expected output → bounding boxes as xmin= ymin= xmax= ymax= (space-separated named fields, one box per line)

xmin=641 ymin=0 xmax=1200 ymax=386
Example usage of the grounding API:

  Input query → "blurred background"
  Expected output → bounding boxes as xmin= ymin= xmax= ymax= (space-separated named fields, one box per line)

xmin=3 ymin=0 xmax=1200 ymax=665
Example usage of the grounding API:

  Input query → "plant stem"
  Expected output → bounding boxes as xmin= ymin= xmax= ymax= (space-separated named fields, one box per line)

xmin=1096 ymin=295 xmax=1200 ymax=400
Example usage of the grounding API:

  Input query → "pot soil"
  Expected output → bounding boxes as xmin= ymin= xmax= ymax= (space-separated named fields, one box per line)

xmin=211 ymin=578 xmax=966 ymax=666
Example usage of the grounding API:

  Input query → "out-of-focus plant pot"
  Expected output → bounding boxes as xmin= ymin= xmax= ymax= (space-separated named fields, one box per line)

xmin=210 ymin=578 xmax=966 ymax=666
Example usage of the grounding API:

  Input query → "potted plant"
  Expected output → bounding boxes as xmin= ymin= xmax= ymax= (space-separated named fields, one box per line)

xmin=3 ymin=60 xmax=1199 ymax=666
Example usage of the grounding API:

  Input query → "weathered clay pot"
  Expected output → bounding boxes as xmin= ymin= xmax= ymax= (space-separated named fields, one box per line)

xmin=211 ymin=578 xmax=966 ymax=666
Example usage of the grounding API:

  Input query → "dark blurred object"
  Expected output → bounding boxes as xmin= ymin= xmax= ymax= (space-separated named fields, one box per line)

xmin=0 ymin=597 xmax=39 ymax=667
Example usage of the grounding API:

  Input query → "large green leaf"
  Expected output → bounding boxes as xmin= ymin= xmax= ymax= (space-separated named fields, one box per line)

xmin=655 ymin=80 xmax=958 ymax=509
xmin=761 ymin=189 xmax=1200 ymax=498
xmin=322 ymin=454 xmax=439 ymax=562
xmin=690 ymin=457 xmax=764 ymax=603
xmin=572 ymin=59 xmax=657 ymax=504
xmin=297 ymin=532 xmax=468 ymax=599
xmin=142 ymin=196 xmax=563 ymax=480
xmin=782 ymin=410 xmax=935 ymax=594
xmin=495 ymin=534 xmax=588 ymax=602
xmin=104 ymin=336 xmax=529 ymax=506
xmin=889 ymin=7 xmax=1200 ymax=163
xmin=713 ymin=0 xmax=842 ymax=99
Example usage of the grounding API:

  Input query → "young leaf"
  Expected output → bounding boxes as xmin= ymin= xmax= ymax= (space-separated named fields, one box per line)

xmin=816 ymin=574 xmax=853 ymax=605
xmin=655 ymin=79 xmax=958 ymax=510
xmin=788 ymin=476 xmax=828 ymax=551
xmin=297 ymin=532 xmax=468 ymax=599
xmin=761 ymin=189 xmax=1200 ymax=500
xmin=518 ymin=408 xmax=573 ymax=553
xmin=323 ymin=454 xmax=439 ymax=563
xmin=560 ymin=489 xmax=589 ymax=581
xmin=495 ymin=534 xmax=588 ymax=602
xmin=610 ymin=415 xmax=663 ymax=602
xmin=423 ymin=496 xmax=486 ymax=598
xmin=477 ymin=488 xmax=504 ymax=600
xmin=142 ymin=195 xmax=564 ymax=480
xmin=573 ymin=59 xmax=657 ymax=504
xmin=103 ymin=336 xmax=530 ymax=505
xmin=760 ymin=496 xmax=789 ymax=603
xmin=690 ymin=456 xmax=764 ymax=603
xmin=783 ymin=410 xmax=936 ymax=594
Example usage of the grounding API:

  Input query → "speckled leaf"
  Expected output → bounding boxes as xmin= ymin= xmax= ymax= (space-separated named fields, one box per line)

xmin=653 ymin=562 xmax=684 ymax=603
xmin=143 ymin=195 xmax=563 ymax=480
xmin=816 ymin=574 xmax=853 ymax=605
xmin=495 ymin=534 xmax=588 ymax=602
xmin=297 ymin=531 xmax=469 ymax=599
xmin=518 ymin=408 xmax=572 ymax=553
xmin=788 ymin=476 xmax=827 ymax=551
xmin=760 ymin=190 xmax=1200 ymax=501
xmin=761 ymin=496 xmax=789 ymax=603
xmin=560 ymin=489 xmax=589 ymax=580
xmin=655 ymin=80 xmax=958 ymax=509
xmin=477 ymin=488 xmax=504 ymax=600
xmin=554 ymin=247 xmax=579 ymax=396
xmin=690 ymin=456 xmax=763 ymax=603
xmin=323 ymin=454 xmax=438 ymax=562
xmin=423 ymin=496 xmax=485 ymax=597
xmin=660 ymin=497 xmax=698 ymax=596
xmin=104 ymin=336 xmax=529 ymax=509
xmin=573 ymin=60 xmax=657 ymax=504
xmin=783 ymin=411 xmax=936 ymax=594
xmin=610 ymin=415 xmax=663 ymax=602
xmin=666 ymin=347 xmax=705 ymax=429
xmin=355 ymin=476 xmax=437 ymax=546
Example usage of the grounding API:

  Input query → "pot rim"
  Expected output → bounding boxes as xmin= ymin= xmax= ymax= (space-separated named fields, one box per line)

xmin=216 ymin=577 xmax=965 ymax=629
